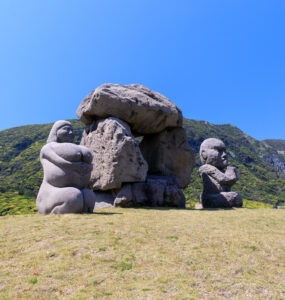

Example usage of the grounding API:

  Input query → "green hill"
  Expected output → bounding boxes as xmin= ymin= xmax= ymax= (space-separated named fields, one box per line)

xmin=0 ymin=119 xmax=284 ymax=215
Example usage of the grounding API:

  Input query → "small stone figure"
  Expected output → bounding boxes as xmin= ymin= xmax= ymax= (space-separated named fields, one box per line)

xmin=199 ymin=138 xmax=243 ymax=208
xmin=36 ymin=120 xmax=96 ymax=214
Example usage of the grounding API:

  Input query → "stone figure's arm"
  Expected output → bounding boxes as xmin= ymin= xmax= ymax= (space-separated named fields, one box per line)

xmin=224 ymin=166 xmax=239 ymax=184
xmin=41 ymin=145 xmax=93 ymax=175
xmin=200 ymin=165 xmax=238 ymax=185
xmin=79 ymin=146 xmax=93 ymax=164
xmin=40 ymin=144 xmax=75 ymax=170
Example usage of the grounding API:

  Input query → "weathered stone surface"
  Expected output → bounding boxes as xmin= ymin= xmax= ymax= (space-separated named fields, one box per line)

xmin=114 ymin=184 xmax=132 ymax=207
xmin=147 ymin=176 xmax=186 ymax=207
xmin=114 ymin=176 xmax=185 ymax=208
xmin=94 ymin=191 xmax=115 ymax=209
xmin=36 ymin=121 xmax=96 ymax=214
xmin=140 ymin=127 xmax=195 ymax=188
xmin=81 ymin=117 xmax=148 ymax=191
xmin=76 ymin=83 xmax=183 ymax=135
xmin=199 ymin=138 xmax=243 ymax=208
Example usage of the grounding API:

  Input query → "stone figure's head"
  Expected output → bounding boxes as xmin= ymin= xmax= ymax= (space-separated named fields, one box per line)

xmin=47 ymin=120 xmax=75 ymax=143
xmin=200 ymin=138 xmax=228 ymax=169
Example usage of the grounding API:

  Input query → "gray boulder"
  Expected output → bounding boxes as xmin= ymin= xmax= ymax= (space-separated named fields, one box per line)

xmin=76 ymin=83 xmax=183 ymax=135
xmin=114 ymin=176 xmax=185 ymax=208
xmin=81 ymin=117 xmax=148 ymax=191
xmin=140 ymin=127 xmax=195 ymax=188
xmin=94 ymin=191 xmax=115 ymax=209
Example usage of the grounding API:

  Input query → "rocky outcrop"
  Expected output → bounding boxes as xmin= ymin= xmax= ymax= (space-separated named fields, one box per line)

xmin=81 ymin=117 xmax=148 ymax=190
xmin=262 ymin=154 xmax=285 ymax=174
xmin=76 ymin=84 xmax=183 ymax=135
xmin=140 ymin=127 xmax=195 ymax=188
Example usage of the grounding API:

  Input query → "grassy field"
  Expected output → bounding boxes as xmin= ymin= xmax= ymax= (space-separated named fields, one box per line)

xmin=0 ymin=208 xmax=284 ymax=299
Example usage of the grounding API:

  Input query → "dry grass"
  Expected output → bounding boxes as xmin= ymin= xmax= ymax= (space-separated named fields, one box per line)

xmin=0 ymin=208 xmax=284 ymax=299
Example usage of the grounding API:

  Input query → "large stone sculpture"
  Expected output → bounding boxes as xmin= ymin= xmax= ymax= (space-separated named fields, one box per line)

xmin=36 ymin=120 xmax=96 ymax=214
xmin=77 ymin=83 xmax=195 ymax=208
xmin=199 ymin=138 xmax=243 ymax=208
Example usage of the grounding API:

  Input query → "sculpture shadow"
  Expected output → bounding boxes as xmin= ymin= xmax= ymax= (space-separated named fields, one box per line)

xmin=132 ymin=206 xmax=188 ymax=211
xmin=93 ymin=212 xmax=123 ymax=215
xmin=198 ymin=207 xmax=233 ymax=211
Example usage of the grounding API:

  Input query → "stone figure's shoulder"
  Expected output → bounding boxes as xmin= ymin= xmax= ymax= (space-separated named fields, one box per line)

xmin=79 ymin=144 xmax=91 ymax=153
xmin=40 ymin=143 xmax=52 ymax=153
xmin=40 ymin=142 xmax=58 ymax=157
xmin=199 ymin=164 xmax=218 ymax=175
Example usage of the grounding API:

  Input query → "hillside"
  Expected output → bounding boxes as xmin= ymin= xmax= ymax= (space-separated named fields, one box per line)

xmin=0 ymin=119 xmax=284 ymax=214
xmin=0 ymin=208 xmax=284 ymax=299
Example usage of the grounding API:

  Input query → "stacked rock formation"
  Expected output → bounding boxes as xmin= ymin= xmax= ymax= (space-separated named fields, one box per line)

xmin=77 ymin=84 xmax=195 ymax=208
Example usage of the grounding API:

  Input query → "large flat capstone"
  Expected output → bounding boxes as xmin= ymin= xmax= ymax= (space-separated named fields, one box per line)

xmin=76 ymin=83 xmax=183 ymax=135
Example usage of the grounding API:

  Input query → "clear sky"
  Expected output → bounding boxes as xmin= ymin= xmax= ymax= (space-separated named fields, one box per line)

xmin=0 ymin=0 xmax=284 ymax=140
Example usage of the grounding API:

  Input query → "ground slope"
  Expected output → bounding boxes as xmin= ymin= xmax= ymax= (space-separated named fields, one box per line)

xmin=0 ymin=208 xmax=284 ymax=299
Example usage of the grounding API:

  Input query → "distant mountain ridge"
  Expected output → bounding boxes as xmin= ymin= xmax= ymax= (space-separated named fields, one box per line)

xmin=0 ymin=119 xmax=284 ymax=214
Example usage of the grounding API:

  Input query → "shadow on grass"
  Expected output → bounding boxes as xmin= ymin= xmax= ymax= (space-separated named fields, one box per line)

xmin=132 ymin=206 xmax=192 ymax=211
xmin=129 ymin=206 xmax=251 ymax=211
xmin=93 ymin=212 xmax=123 ymax=215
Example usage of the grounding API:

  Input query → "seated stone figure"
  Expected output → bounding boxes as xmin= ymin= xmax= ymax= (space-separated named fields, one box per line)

xmin=36 ymin=120 xmax=96 ymax=214
xmin=199 ymin=138 xmax=242 ymax=208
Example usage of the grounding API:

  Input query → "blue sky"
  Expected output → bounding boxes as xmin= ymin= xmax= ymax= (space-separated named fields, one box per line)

xmin=0 ymin=0 xmax=284 ymax=140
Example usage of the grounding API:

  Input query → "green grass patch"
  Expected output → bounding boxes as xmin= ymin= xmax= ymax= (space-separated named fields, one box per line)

xmin=0 ymin=208 xmax=284 ymax=299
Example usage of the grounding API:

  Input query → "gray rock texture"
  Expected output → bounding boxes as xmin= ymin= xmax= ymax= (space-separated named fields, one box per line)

xmin=80 ymin=117 xmax=148 ymax=191
xmin=199 ymin=138 xmax=243 ymax=208
xmin=76 ymin=83 xmax=183 ymax=135
xmin=36 ymin=121 xmax=96 ymax=214
xmin=114 ymin=176 xmax=185 ymax=208
xmin=140 ymin=127 xmax=195 ymax=188
xmin=94 ymin=191 xmax=115 ymax=209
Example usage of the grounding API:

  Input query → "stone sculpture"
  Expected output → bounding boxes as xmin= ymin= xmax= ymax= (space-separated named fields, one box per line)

xmin=199 ymin=138 xmax=243 ymax=208
xmin=77 ymin=83 xmax=195 ymax=208
xmin=36 ymin=120 xmax=96 ymax=214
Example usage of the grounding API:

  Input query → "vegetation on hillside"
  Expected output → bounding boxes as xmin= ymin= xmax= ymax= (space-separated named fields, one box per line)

xmin=0 ymin=118 xmax=284 ymax=215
